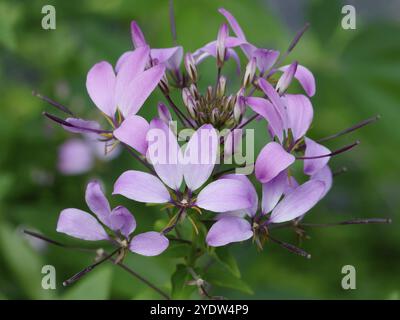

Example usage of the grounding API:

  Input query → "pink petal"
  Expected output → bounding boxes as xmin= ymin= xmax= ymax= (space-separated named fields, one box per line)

xmin=115 ymin=46 xmax=150 ymax=109
xmin=311 ymin=165 xmax=333 ymax=199
xmin=269 ymin=180 xmax=325 ymax=223
xmin=129 ymin=231 xmax=169 ymax=256
xmin=86 ymin=61 xmax=116 ymax=117
xmin=255 ymin=142 xmax=295 ymax=183
xmin=220 ymin=174 xmax=258 ymax=217
xmin=182 ymin=124 xmax=219 ymax=191
xmin=113 ymin=115 xmax=149 ymax=155
xmin=130 ymin=21 xmax=147 ymax=48
xmin=276 ymin=61 xmax=298 ymax=94
xmin=151 ymin=47 xmax=183 ymax=71
xmin=303 ymin=137 xmax=331 ymax=176
xmin=56 ymin=209 xmax=108 ymax=241
xmin=196 ymin=179 xmax=254 ymax=213
xmin=113 ymin=170 xmax=170 ymax=204
xmin=85 ymin=181 xmax=111 ymax=226
xmin=258 ymin=78 xmax=287 ymax=128
xmin=218 ymin=8 xmax=246 ymax=40
xmin=282 ymin=94 xmax=313 ymax=141
xmin=246 ymin=97 xmax=284 ymax=141
xmin=223 ymin=129 xmax=243 ymax=157
xmin=109 ymin=206 xmax=136 ymax=238
xmin=117 ymin=64 xmax=166 ymax=117
xmin=252 ymin=49 xmax=280 ymax=73
xmin=146 ymin=118 xmax=183 ymax=190
xmin=206 ymin=216 xmax=253 ymax=247
xmin=261 ymin=171 xmax=287 ymax=214
xmin=279 ymin=64 xmax=316 ymax=97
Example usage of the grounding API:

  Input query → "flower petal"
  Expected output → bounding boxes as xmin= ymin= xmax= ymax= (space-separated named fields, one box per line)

xmin=246 ymin=97 xmax=284 ymax=141
xmin=279 ymin=64 xmax=316 ymax=97
xmin=269 ymin=180 xmax=325 ymax=223
xmin=252 ymin=48 xmax=280 ymax=73
xmin=282 ymin=94 xmax=313 ymax=141
xmin=196 ymin=179 xmax=254 ymax=213
xmin=86 ymin=61 xmax=116 ymax=117
xmin=311 ymin=165 xmax=333 ymax=199
xmin=113 ymin=115 xmax=149 ymax=155
xmin=115 ymin=46 xmax=150 ymax=105
xmin=130 ymin=21 xmax=147 ymax=48
xmin=109 ymin=206 xmax=136 ymax=237
xmin=218 ymin=8 xmax=246 ymax=40
xmin=151 ymin=47 xmax=183 ymax=71
xmin=258 ymin=78 xmax=287 ymax=128
xmin=182 ymin=124 xmax=219 ymax=191
xmin=85 ymin=181 xmax=111 ymax=226
xmin=129 ymin=231 xmax=169 ymax=256
xmin=221 ymin=174 xmax=258 ymax=217
xmin=57 ymin=139 xmax=94 ymax=175
xmin=117 ymin=64 xmax=166 ymax=117
xmin=113 ymin=170 xmax=170 ymax=203
xmin=56 ymin=208 xmax=108 ymax=241
xmin=146 ymin=118 xmax=183 ymax=190
xmin=206 ymin=216 xmax=253 ymax=247
xmin=261 ymin=170 xmax=287 ymax=214
xmin=303 ymin=137 xmax=331 ymax=176
xmin=276 ymin=61 xmax=297 ymax=94
xmin=255 ymin=142 xmax=295 ymax=183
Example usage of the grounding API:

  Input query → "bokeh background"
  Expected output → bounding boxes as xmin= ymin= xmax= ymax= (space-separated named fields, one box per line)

xmin=0 ymin=0 xmax=399 ymax=299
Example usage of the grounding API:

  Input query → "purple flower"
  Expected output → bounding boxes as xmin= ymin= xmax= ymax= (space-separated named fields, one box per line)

xmin=113 ymin=123 xmax=254 ymax=214
xmin=56 ymin=181 xmax=169 ymax=256
xmin=206 ymin=172 xmax=326 ymax=247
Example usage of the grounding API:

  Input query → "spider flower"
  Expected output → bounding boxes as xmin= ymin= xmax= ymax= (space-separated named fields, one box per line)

xmin=113 ymin=122 xmax=254 ymax=214
xmin=56 ymin=181 xmax=169 ymax=256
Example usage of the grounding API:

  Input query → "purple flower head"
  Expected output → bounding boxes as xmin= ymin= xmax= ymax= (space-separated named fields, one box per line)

xmin=206 ymin=172 xmax=326 ymax=247
xmin=57 ymin=181 xmax=169 ymax=256
xmin=113 ymin=123 xmax=254 ymax=214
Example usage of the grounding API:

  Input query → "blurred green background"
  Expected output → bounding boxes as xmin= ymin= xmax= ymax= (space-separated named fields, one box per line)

xmin=0 ymin=0 xmax=399 ymax=299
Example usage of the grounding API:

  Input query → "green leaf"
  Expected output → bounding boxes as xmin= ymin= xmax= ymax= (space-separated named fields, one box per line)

xmin=171 ymin=264 xmax=196 ymax=299
xmin=0 ymin=223 xmax=53 ymax=299
xmin=204 ymin=265 xmax=253 ymax=295
xmin=62 ymin=266 xmax=112 ymax=300
xmin=213 ymin=247 xmax=241 ymax=278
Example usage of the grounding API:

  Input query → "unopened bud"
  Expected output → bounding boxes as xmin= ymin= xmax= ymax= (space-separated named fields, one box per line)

xmin=276 ymin=60 xmax=298 ymax=95
xmin=184 ymin=52 xmax=198 ymax=82
xmin=157 ymin=102 xmax=172 ymax=123
xmin=234 ymin=95 xmax=246 ymax=124
xmin=189 ymin=83 xmax=200 ymax=100
xmin=216 ymin=76 xmax=226 ymax=98
xmin=216 ymin=23 xmax=228 ymax=68
xmin=182 ymin=88 xmax=197 ymax=118
xmin=159 ymin=73 xmax=169 ymax=94
xmin=243 ymin=57 xmax=257 ymax=88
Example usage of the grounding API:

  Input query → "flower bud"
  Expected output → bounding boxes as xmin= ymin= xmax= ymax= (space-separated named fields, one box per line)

xmin=216 ymin=23 xmax=228 ymax=68
xmin=182 ymin=88 xmax=197 ymax=118
xmin=243 ymin=57 xmax=257 ymax=88
xmin=157 ymin=102 xmax=172 ymax=123
xmin=276 ymin=60 xmax=298 ymax=95
xmin=216 ymin=76 xmax=226 ymax=98
xmin=234 ymin=94 xmax=246 ymax=124
xmin=184 ymin=52 xmax=198 ymax=82
xmin=159 ymin=73 xmax=169 ymax=94
xmin=130 ymin=21 xmax=147 ymax=48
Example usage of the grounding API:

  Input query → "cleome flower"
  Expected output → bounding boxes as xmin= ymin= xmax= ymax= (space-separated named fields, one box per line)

xmin=57 ymin=180 xmax=169 ymax=256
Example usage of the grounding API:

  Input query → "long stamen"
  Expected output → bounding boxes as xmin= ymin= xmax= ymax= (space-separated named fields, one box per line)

xmin=317 ymin=115 xmax=380 ymax=143
xmin=33 ymin=91 xmax=74 ymax=115
xmin=268 ymin=235 xmax=311 ymax=259
xmin=296 ymin=141 xmax=360 ymax=160
xmin=63 ymin=247 xmax=121 ymax=286
xmin=301 ymin=218 xmax=392 ymax=228
xmin=43 ymin=112 xmax=112 ymax=134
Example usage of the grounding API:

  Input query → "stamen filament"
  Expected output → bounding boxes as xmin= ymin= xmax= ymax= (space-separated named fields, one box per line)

xmin=268 ymin=235 xmax=311 ymax=259
xmin=317 ymin=115 xmax=380 ymax=143
xmin=33 ymin=91 xmax=74 ymax=115
xmin=296 ymin=140 xmax=360 ymax=160
xmin=301 ymin=218 xmax=392 ymax=228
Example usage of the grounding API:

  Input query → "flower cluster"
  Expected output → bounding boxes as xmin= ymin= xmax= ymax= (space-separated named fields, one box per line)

xmin=38 ymin=7 xmax=384 ymax=277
